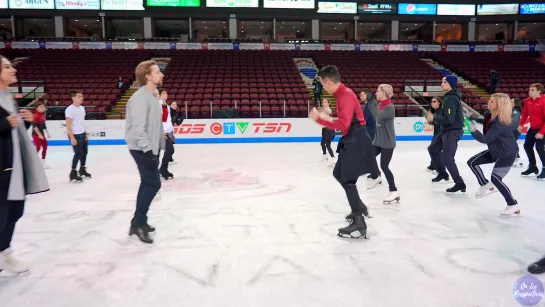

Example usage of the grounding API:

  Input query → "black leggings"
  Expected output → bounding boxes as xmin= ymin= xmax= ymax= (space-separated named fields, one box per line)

xmin=467 ymin=150 xmax=517 ymax=206
xmin=513 ymin=131 xmax=521 ymax=159
xmin=370 ymin=146 xmax=397 ymax=191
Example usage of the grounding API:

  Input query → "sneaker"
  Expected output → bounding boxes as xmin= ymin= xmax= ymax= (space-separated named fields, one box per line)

xmin=475 ymin=182 xmax=496 ymax=198
xmin=0 ymin=250 xmax=29 ymax=274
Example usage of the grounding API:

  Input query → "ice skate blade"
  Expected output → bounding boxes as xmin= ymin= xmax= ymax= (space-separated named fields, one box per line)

xmin=337 ymin=230 xmax=368 ymax=239
xmin=500 ymin=211 xmax=521 ymax=217
xmin=445 ymin=190 xmax=467 ymax=196
xmin=383 ymin=197 xmax=400 ymax=204
xmin=475 ymin=189 xmax=497 ymax=198
xmin=432 ymin=180 xmax=451 ymax=184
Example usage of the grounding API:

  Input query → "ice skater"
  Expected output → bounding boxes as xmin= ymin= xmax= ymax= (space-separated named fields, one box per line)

xmin=365 ymin=84 xmax=400 ymax=204
xmin=125 ymin=60 xmax=165 ymax=244
xmin=511 ymin=98 xmax=523 ymax=168
xmin=65 ymin=90 xmax=91 ymax=182
xmin=518 ymin=83 xmax=545 ymax=179
xmin=466 ymin=93 xmax=520 ymax=216
xmin=426 ymin=97 xmax=442 ymax=173
xmin=309 ymin=65 xmax=376 ymax=239
xmin=159 ymin=89 xmax=174 ymax=180
xmin=359 ymin=89 xmax=376 ymax=142
xmin=427 ymin=75 xmax=467 ymax=194
xmin=31 ymin=101 xmax=50 ymax=168
xmin=319 ymin=99 xmax=336 ymax=166
xmin=0 ymin=55 xmax=49 ymax=274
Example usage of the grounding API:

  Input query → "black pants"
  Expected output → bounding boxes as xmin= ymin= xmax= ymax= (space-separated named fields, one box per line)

xmin=523 ymin=128 xmax=545 ymax=167
xmin=513 ymin=131 xmax=521 ymax=158
xmin=160 ymin=134 xmax=175 ymax=171
xmin=321 ymin=128 xmax=334 ymax=157
xmin=130 ymin=150 xmax=161 ymax=227
xmin=0 ymin=170 xmax=25 ymax=252
xmin=314 ymin=92 xmax=321 ymax=105
xmin=467 ymin=150 xmax=517 ymax=206
xmin=428 ymin=129 xmax=464 ymax=183
xmin=71 ymin=133 xmax=88 ymax=169
xmin=369 ymin=146 xmax=397 ymax=191
xmin=333 ymin=156 xmax=364 ymax=215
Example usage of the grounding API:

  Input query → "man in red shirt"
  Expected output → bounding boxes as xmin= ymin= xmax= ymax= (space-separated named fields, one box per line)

xmin=518 ymin=83 xmax=545 ymax=179
xmin=309 ymin=65 xmax=378 ymax=239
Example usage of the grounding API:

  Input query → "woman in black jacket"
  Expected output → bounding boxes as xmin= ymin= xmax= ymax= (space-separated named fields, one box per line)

xmin=0 ymin=55 xmax=49 ymax=274
xmin=426 ymin=97 xmax=442 ymax=173
xmin=465 ymin=93 xmax=519 ymax=216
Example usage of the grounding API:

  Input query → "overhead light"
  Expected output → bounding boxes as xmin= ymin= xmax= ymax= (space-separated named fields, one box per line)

xmin=75 ymin=19 xmax=78 ymax=21
xmin=495 ymin=23 xmax=498 ymax=26
xmin=297 ymin=30 xmax=300 ymax=32
xmin=301 ymin=22 xmax=304 ymax=24
xmin=442 ymin=28 xmax=445 ymax=31
xmin=414 ymin=23 xmax=417 ymax=25
xmin=223 ymin=21 xmax=225 ymax=23
xmin=372 ymin=27 xmax=374 ymax=30
xmin=406 ymin=28 xmax=409 ymax=30
xmin=96 ymin=19 xmax=99 ymax=21
xmin=261 ymin=21 xmax=264 ymax=24
xmin=84 ymin=25 xmax=88 ymax=27
xmin=260 ymin=26 xmax=263 ymax=28
xmin=241 ymin=30 xmax=244 ymax=32
xmin=242 ymin=21 xmax=244 ymax=23
xmin=334 ymin=27 xmax=337 ymax=30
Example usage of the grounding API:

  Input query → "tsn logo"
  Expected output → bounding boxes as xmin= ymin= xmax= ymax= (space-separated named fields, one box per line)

xmin=252 ymin=122 xmax=291 ymax=133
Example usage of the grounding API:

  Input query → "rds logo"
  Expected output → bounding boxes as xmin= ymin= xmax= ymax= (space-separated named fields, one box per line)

xmin=414 ymin=121 xmax=434 ymax=133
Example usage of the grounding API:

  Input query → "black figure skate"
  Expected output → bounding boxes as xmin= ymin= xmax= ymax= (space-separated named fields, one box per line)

xmin=129 ymin=225 xmax=153 ymax=244
xmin=446 ymin=182 xmax=467 ymax=195
xmin=432 ymin=172 xmax=450 ymax=184
xmin=79 ymin=166 xmax=92 ymax=179
xmin=521 ymin=165 xmax=539 ymax=176
xmin=69 ymin=170 xmax=83 ymax=183
xmin=160 ymin=169 xmax=174 ymax=180
xmin=338 ymin=215 xmax=368 ymax=239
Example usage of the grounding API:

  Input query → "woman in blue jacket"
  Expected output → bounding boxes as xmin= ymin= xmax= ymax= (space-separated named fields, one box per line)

xmin=466 ymin=93 xmax=519 ymax=216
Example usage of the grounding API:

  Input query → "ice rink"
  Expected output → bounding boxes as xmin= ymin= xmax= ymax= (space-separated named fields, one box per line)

xmin=1 ymin=141 xmax=545 ymax=307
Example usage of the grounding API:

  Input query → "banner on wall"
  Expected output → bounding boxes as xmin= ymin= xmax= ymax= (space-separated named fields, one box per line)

xmin=8 ymin=0 xmax=55 ymax=9
xmin=101 ymin=0 xmax=145 ymax=10
xmin=317 ymin=1 xmax=357 ymax=14
xmin=55 ymin=0 xmax=100 ymax=10
xmin=206 ymin=0 xmax=258 ymax=7
xmin=398 ymin=3 xmax=437 ymax=15
xmin=520 ymin=3 xmax=545 ymax=14
xmin=0 ymin=42 xmax=536 ymax=52
xmin=477 ymin=3 xmax=519 ymax=15
xmin=358 ymin=3 xmax=396 ymax=14
xmin=263 ymin=0 xmax=314 ymax=9
xmin=147 ymin=0 xmax=200 ymax=6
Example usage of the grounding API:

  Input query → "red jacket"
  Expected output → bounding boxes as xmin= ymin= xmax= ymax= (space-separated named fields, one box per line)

xmin=519 ymin=94 xmax=545 ymax=135
xmin=316 ymin=84 xmax=365 ymax=136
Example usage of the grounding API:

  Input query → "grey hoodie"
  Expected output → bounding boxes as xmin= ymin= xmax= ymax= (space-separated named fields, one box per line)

xmin=125 ymin=86 xmax=165 ymax=155
xmin=367 ymin=99 xmax=396 ymax=149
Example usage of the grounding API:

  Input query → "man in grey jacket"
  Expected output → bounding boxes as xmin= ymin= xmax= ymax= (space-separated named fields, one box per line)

xmin=125 ymin=60 xmax=165 ymax=244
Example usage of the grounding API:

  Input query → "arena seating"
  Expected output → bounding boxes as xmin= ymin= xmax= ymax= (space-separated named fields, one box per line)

xmin=161 ymin=50 xmax=312 ymax=118
xmin=312 ymin=51 xmax=443 ymax=117
xmin=13 ymin=49 xmax=149 ymax=118
xmin=432 ymin=52 xmax=545 ymax=112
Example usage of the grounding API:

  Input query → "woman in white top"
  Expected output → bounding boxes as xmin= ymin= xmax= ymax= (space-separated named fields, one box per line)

xmin=320 ymin=99 xmax=336 ymax=165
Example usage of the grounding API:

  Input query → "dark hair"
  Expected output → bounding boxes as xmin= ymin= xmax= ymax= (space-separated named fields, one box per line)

xmin=70 ymin=90 xmax=83 ymax=98
xmin=530 ymin=83 xmax=544 ymax=93
xmin=512 ymin=97 xmax=523 ymax=112
xmin=158 ymin=88 xmax=167 ymax=95
xmin=361 ymin=88 xmax=372 ymax=98
xmin=317 ymin=65 xmax=341 ymax=83
xmin=430 ymin=96 xmax=443 ymax=113
xmin=34 ymin=101 xmax=45 ymax=108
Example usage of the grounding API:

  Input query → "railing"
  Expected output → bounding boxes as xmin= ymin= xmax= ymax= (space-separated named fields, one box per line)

xmin=15 ymin=81 xmax=45 ymax=106
xmin=176 ymin=100 xmax=316 ymax=119
xmin=404 ymin=79 xmax=477 ymax=115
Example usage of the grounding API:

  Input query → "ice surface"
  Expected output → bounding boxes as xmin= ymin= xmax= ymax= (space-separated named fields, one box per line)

xmin=1 ymin=141 xmax=545 ymax=307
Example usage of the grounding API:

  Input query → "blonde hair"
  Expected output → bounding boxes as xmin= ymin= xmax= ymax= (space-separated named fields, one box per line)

xmin=490 ymin=93 xmax=512 ymax=126
xmin=135 ymin=60 xmax=157 ymax=87
xmin=378 ymin=84 xmax=394 ymax=98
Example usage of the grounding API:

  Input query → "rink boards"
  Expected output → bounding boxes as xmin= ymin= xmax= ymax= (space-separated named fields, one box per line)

xmin=38 ymin=118 xmax=527 ymax=145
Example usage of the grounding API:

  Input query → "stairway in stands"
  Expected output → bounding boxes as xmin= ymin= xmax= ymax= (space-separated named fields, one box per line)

xmin=293 ymin=57 xmax=336 ymax=108
xmin=108 ymin=87 xmax=136 ymax=119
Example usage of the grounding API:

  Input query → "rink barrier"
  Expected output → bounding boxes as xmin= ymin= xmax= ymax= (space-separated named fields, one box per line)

xmin=42 ymin=134 xmax=526 ymax=146
xmin=37 ymin=118 xmax=529 ymax=146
